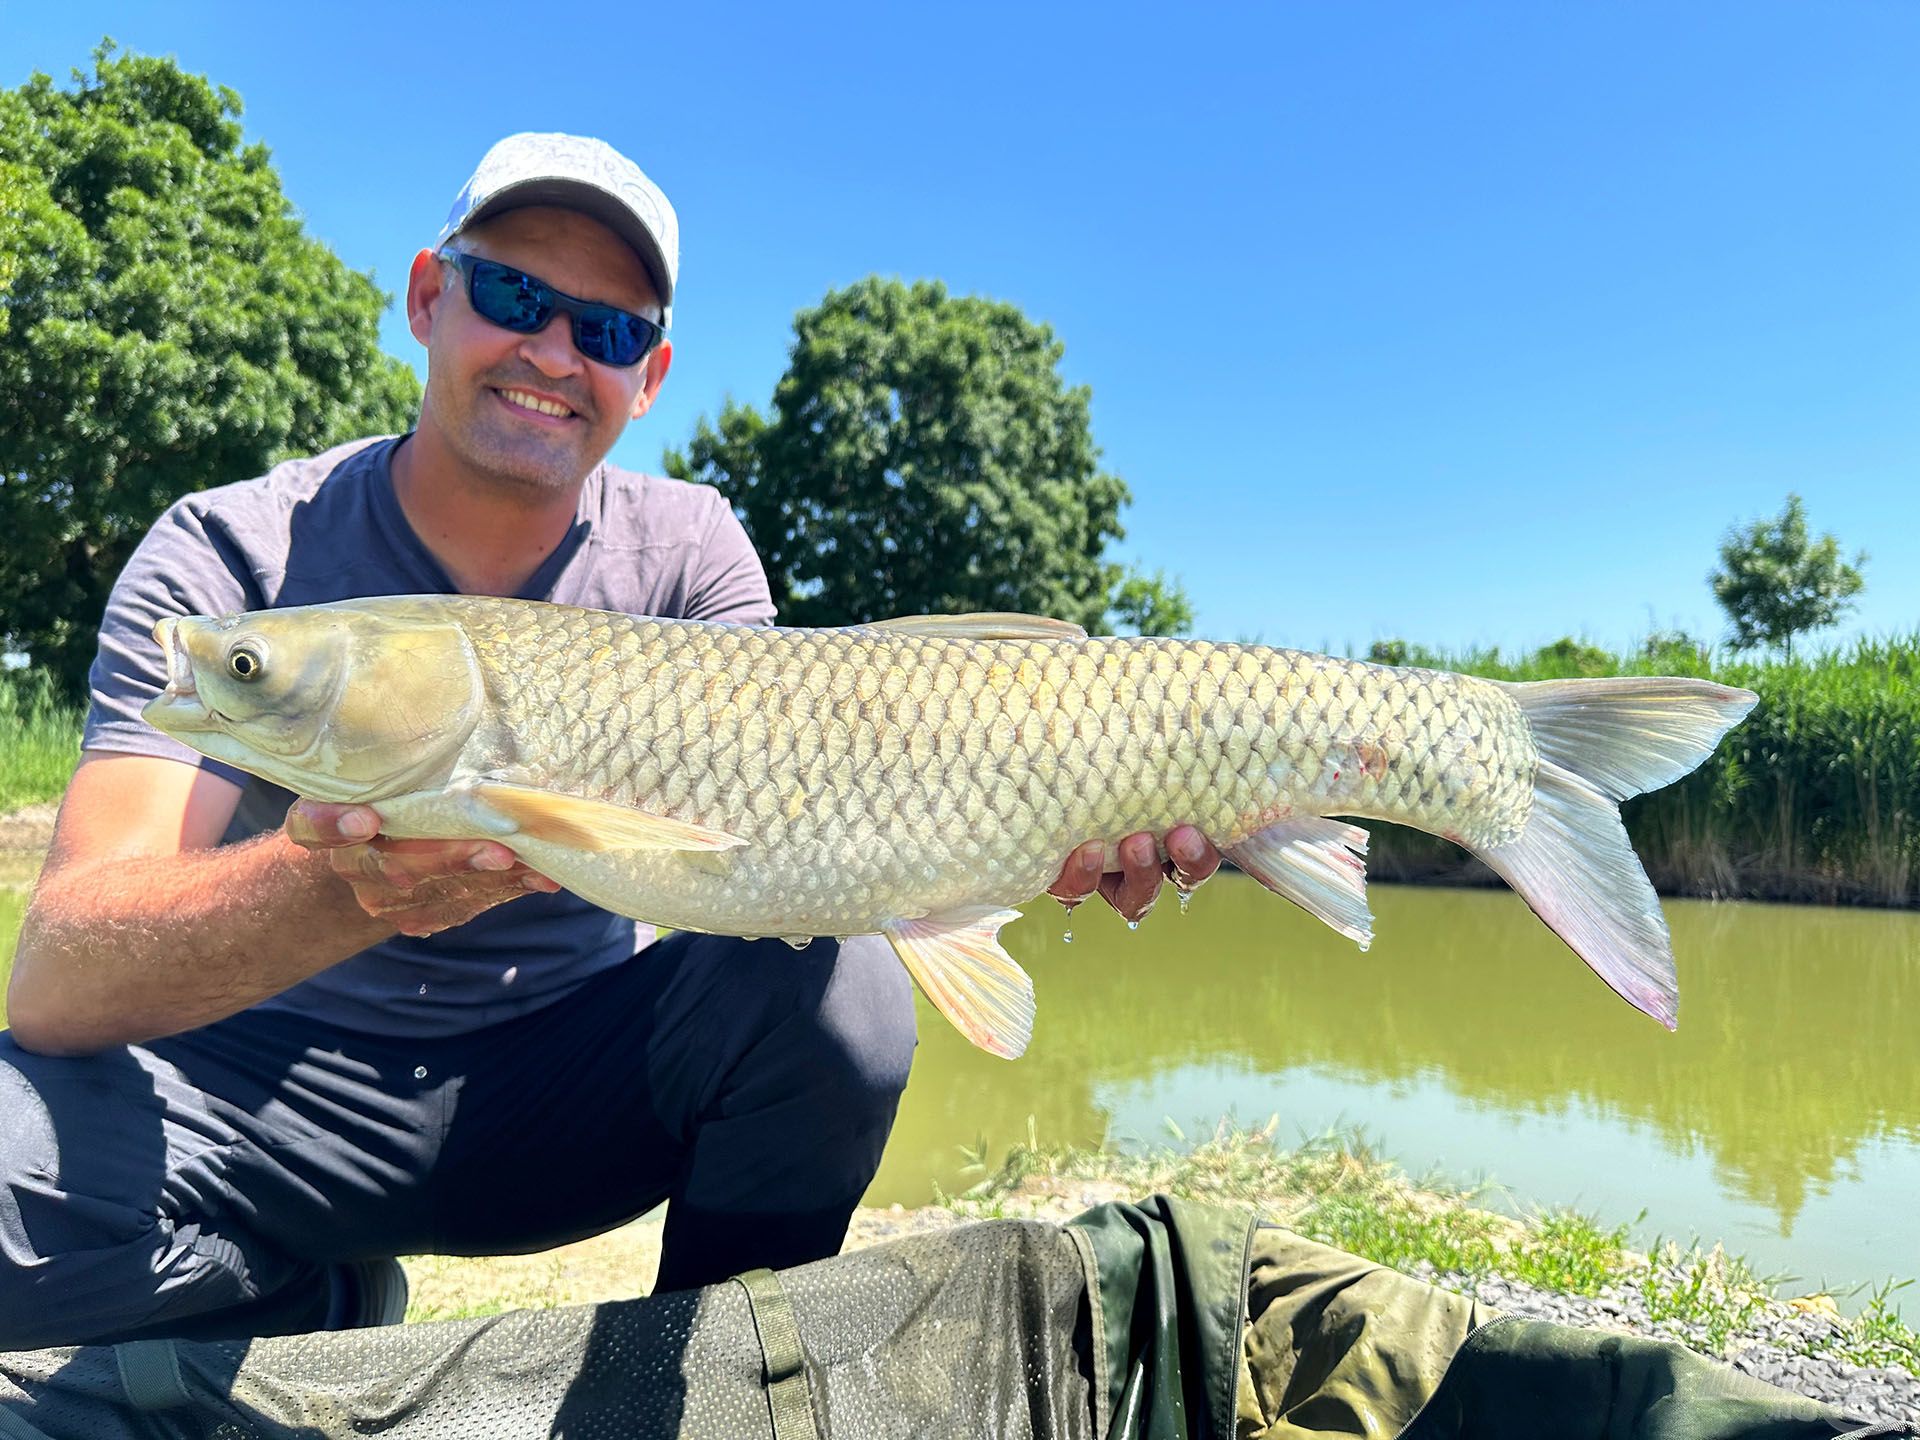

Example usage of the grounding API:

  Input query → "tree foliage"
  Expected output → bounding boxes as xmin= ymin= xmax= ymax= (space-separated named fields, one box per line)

xmin=664 ymin=276 xmax=1189 ymax=633
xmin=1709 ymin=494 xmax=1865 ymax=659
xmin=0 ymin=42 xmax=420 ymax=694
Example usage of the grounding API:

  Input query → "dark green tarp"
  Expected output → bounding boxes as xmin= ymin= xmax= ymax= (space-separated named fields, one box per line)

xmin=1069 ymin=1195 xmax=1905 ymax=1440
xmin=0 ymin=1196 xmax=1906 ymax=1439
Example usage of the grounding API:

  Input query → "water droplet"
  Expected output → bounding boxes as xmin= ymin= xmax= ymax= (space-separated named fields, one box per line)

xmin=413 ymin=1065 xmax=428 ymax=1080
xmin=1057 ymin=894 xmax=1081 ymax=945
xmin=500 ymin=965 xmax=519 ymax=986
xmin=1127 ymin=919 xmax=1140 ymax=932
xmin=783 ymin=936 xmax=811 ymax=950
xmin=417 ymin=983 xmax=428 ymax=996
xmin=1172 ymin=864 xmax=1202 ymax=916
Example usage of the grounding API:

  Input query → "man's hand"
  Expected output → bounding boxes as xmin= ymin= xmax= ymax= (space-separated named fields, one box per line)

xmin=1048 ymin=826 xmax=1222 ymax=925
xmin=286 ymin=801 xmax=562 ymax=938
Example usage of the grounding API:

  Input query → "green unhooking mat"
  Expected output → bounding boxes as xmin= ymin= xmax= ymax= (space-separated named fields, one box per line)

xmin=0 ymin=1196 xmax=1906 ymax=1440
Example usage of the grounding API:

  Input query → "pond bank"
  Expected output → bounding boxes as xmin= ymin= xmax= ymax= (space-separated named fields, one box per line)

xmin=0 ymin=805 xmax=54 ymax=862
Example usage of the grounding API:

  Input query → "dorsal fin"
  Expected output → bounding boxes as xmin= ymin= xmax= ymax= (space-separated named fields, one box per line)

xmin=865 ymin=612 xmax=1088 ymax=642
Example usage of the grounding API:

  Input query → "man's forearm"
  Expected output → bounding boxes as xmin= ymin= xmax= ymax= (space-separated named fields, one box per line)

xmin=9 ymin=831 xmax=393 ymax=1055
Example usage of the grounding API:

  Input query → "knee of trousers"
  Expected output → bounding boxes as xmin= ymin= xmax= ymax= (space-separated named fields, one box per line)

xmin=707 ymin=933 xmax=918 ymax=1119
xmin=813 ymin=933 xmax=918 ymax=1111
xmin=0 ymin=1038 xmax=230 ymax=1346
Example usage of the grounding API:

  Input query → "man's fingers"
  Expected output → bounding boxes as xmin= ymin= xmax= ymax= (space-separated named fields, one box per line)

xmin=357 ymin=869 xmax=561 ymax=935
xmin=1049 ymin=828 xmax=1221 ymax=924
xmin=335 ymin=837 xmax=524 ymax=888
xmin=1101 ymin=832 xmax=1164 ymax=923
xmin=285 ymin=800 xmax=381 ymax=849
xmin=1047 ymin=840 xmax=1106 ymax=902
xmin=1166 ymin=826 xmax=1222 ymax=887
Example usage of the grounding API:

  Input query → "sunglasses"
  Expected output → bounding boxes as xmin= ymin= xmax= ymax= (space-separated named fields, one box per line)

xmin=439 ymin=251 xmax=666 ymax=368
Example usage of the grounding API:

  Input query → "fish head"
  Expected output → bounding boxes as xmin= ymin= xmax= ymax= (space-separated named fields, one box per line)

xmin=142 ymin=600 xmax=485 ymax=802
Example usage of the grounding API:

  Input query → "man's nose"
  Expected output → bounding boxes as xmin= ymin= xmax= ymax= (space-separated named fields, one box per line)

xmin=517 ymin=314 xmax=584 ymax=378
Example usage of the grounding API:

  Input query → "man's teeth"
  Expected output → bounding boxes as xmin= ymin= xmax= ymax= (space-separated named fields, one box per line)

xmin=500 ymin=388 xmax=574 ymax=418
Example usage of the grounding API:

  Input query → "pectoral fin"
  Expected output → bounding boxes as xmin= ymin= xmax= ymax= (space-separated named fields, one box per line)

xmin=1222 ymin=815 xmax=1373 ymax=947
xmin=882 ymin=907 xmax=1034 ymax=1059
xmin=866 ymin=613 xmax=1088 ymax=642
xmin=471 ymin=782 xmax=747 ymax=854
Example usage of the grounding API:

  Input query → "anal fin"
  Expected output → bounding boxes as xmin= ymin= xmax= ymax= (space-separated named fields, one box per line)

xmin=882 ymin=907 xmax=1034 ymax=1059
xmin=1222 ymin=816 xmax=1373 ymax=947
xmin=471 ymin=782 xmax=746 ymax=854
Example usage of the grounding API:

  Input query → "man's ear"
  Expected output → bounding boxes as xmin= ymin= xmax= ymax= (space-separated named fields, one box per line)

xmin=628 ymin=338 xmax=673 ymax=420
xmin=406 ymin=248 xmax=449 ymax=346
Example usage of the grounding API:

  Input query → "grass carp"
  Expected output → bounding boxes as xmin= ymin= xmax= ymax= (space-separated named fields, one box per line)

xmin=144 ymin=596 xmax=1757 ymax=1058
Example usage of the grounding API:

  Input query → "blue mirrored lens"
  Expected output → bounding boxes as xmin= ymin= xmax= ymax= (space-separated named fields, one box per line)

xmin=574 ymin=308 xmax=651 ymax=367
xmin=468 ymin=261 xmax=549 ymax=331
xmin=458 ymin=255 xmax=658 ymax=367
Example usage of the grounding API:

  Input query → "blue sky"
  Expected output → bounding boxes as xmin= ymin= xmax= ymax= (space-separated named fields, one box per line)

xmin=7 ymin=1 xmax=1916 ymax=655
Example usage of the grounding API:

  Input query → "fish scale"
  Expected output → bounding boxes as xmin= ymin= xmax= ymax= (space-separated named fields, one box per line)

xmin=146 ymin=595 xmax=1757 ymax=1057
xmin=448 ymin=603 xmax=1532 ymax=926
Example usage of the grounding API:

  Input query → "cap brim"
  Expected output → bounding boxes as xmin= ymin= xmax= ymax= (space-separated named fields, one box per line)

xmin=459 ymin=179 xmax=674 ymax=313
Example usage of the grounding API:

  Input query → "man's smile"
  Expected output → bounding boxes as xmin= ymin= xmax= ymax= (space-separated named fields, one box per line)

xmin=494 ymin=386 xmax=578 ymax=421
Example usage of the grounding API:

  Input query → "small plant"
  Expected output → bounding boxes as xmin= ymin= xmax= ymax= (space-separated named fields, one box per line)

xmin=1506 ymin=1211 xmax=1632 ymax=1297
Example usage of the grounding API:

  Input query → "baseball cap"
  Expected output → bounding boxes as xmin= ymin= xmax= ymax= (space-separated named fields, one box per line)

xmin=437 ymin=132 xmax=679 ymax=325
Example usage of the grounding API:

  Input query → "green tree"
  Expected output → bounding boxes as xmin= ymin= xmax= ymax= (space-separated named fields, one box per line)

xmin=1709 ymin=494 xmax=1866 ymax=660
xmin=664 ymin=276 xmax=1188 ymax=632
xmin=1109 ymin=568 xmax=1194 ymax=637
xmin=0 ymin=43 xmax=420 ymax=694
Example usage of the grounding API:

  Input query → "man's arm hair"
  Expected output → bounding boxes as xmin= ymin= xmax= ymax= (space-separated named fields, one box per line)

xmin=8 ymin=755 xmax=395 ymax=1054
xmin=9 ymin=754 xmax=557 ymax=1056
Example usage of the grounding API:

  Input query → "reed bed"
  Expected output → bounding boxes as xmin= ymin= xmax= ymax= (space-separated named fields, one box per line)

xmin=1362 ymin=633 xmax=1920 ymax=906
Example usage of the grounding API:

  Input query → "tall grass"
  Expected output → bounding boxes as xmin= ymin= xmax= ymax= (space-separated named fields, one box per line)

xmin=0 ymin=669 xmax=82 ymax=813
xmin=1363 ymin=633 xmax=1920 ymax=906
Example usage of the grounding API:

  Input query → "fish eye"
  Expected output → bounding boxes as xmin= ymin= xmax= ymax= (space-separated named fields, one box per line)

xmin=227 ymin=639 xmax=268 ymax=682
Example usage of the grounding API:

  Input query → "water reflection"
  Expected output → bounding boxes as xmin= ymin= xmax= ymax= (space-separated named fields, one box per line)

xmin=2 ymin=864 xmax=1913 ymax=1293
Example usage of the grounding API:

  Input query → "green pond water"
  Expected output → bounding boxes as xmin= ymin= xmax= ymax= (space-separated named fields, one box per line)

xmin=2 ymin=865 xmax=1915 ymax=1299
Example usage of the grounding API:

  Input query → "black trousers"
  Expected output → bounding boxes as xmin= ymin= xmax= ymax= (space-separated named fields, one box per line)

xmin=0 ymin=932 xmax=916 ymax=1350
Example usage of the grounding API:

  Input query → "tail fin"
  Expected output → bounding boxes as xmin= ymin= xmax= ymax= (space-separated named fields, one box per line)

xmin=1478 ymin=677 xmax=1757 ymax=1029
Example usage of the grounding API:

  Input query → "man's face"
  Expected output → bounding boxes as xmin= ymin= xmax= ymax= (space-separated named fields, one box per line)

xmin=407 ymin=205 xmax=672 ymax=495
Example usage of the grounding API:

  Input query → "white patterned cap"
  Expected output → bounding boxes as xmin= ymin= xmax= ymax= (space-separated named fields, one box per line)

xmin=438 ymin=132 xmax=679 ymax=325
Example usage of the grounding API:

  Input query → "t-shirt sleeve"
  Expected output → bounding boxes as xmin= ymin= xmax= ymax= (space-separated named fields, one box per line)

xmin=82 ymin=499 xmax=259 ymax=787
xmin=683 ymin=488 xmax=777 ymax=626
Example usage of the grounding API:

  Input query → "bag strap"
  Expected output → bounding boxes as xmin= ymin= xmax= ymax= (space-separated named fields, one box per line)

xmin=731 ymin=1268 xmax=820 ymax=1440
xmin=114 ymin=1339 xmax=193 ymax=1411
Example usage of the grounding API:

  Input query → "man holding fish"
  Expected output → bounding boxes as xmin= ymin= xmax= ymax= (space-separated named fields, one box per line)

xmin=1 ymin=133 xmax=1217 ymax=1347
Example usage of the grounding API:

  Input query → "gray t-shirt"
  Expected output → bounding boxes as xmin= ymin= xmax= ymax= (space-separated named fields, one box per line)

xmin=83 ymin=435 xmax=776 ymax=1036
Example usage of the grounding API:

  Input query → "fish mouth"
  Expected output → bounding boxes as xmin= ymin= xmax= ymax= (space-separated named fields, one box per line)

xmin=144 ymin=622 xmax=238 ymax=737
xmin=156 ymin=618 xmax=197 ymax=698
xmin=143 ymin=617 xmax=220 ymax=733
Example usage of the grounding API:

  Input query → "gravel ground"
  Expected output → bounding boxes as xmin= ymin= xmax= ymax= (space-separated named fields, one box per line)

xmin=1423 ymin=1264 xmax=1920 ymax=1430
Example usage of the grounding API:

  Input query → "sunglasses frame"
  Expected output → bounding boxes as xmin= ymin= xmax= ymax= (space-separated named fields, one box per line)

xmin=438 ymin=250 xmax=666 ymax=369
